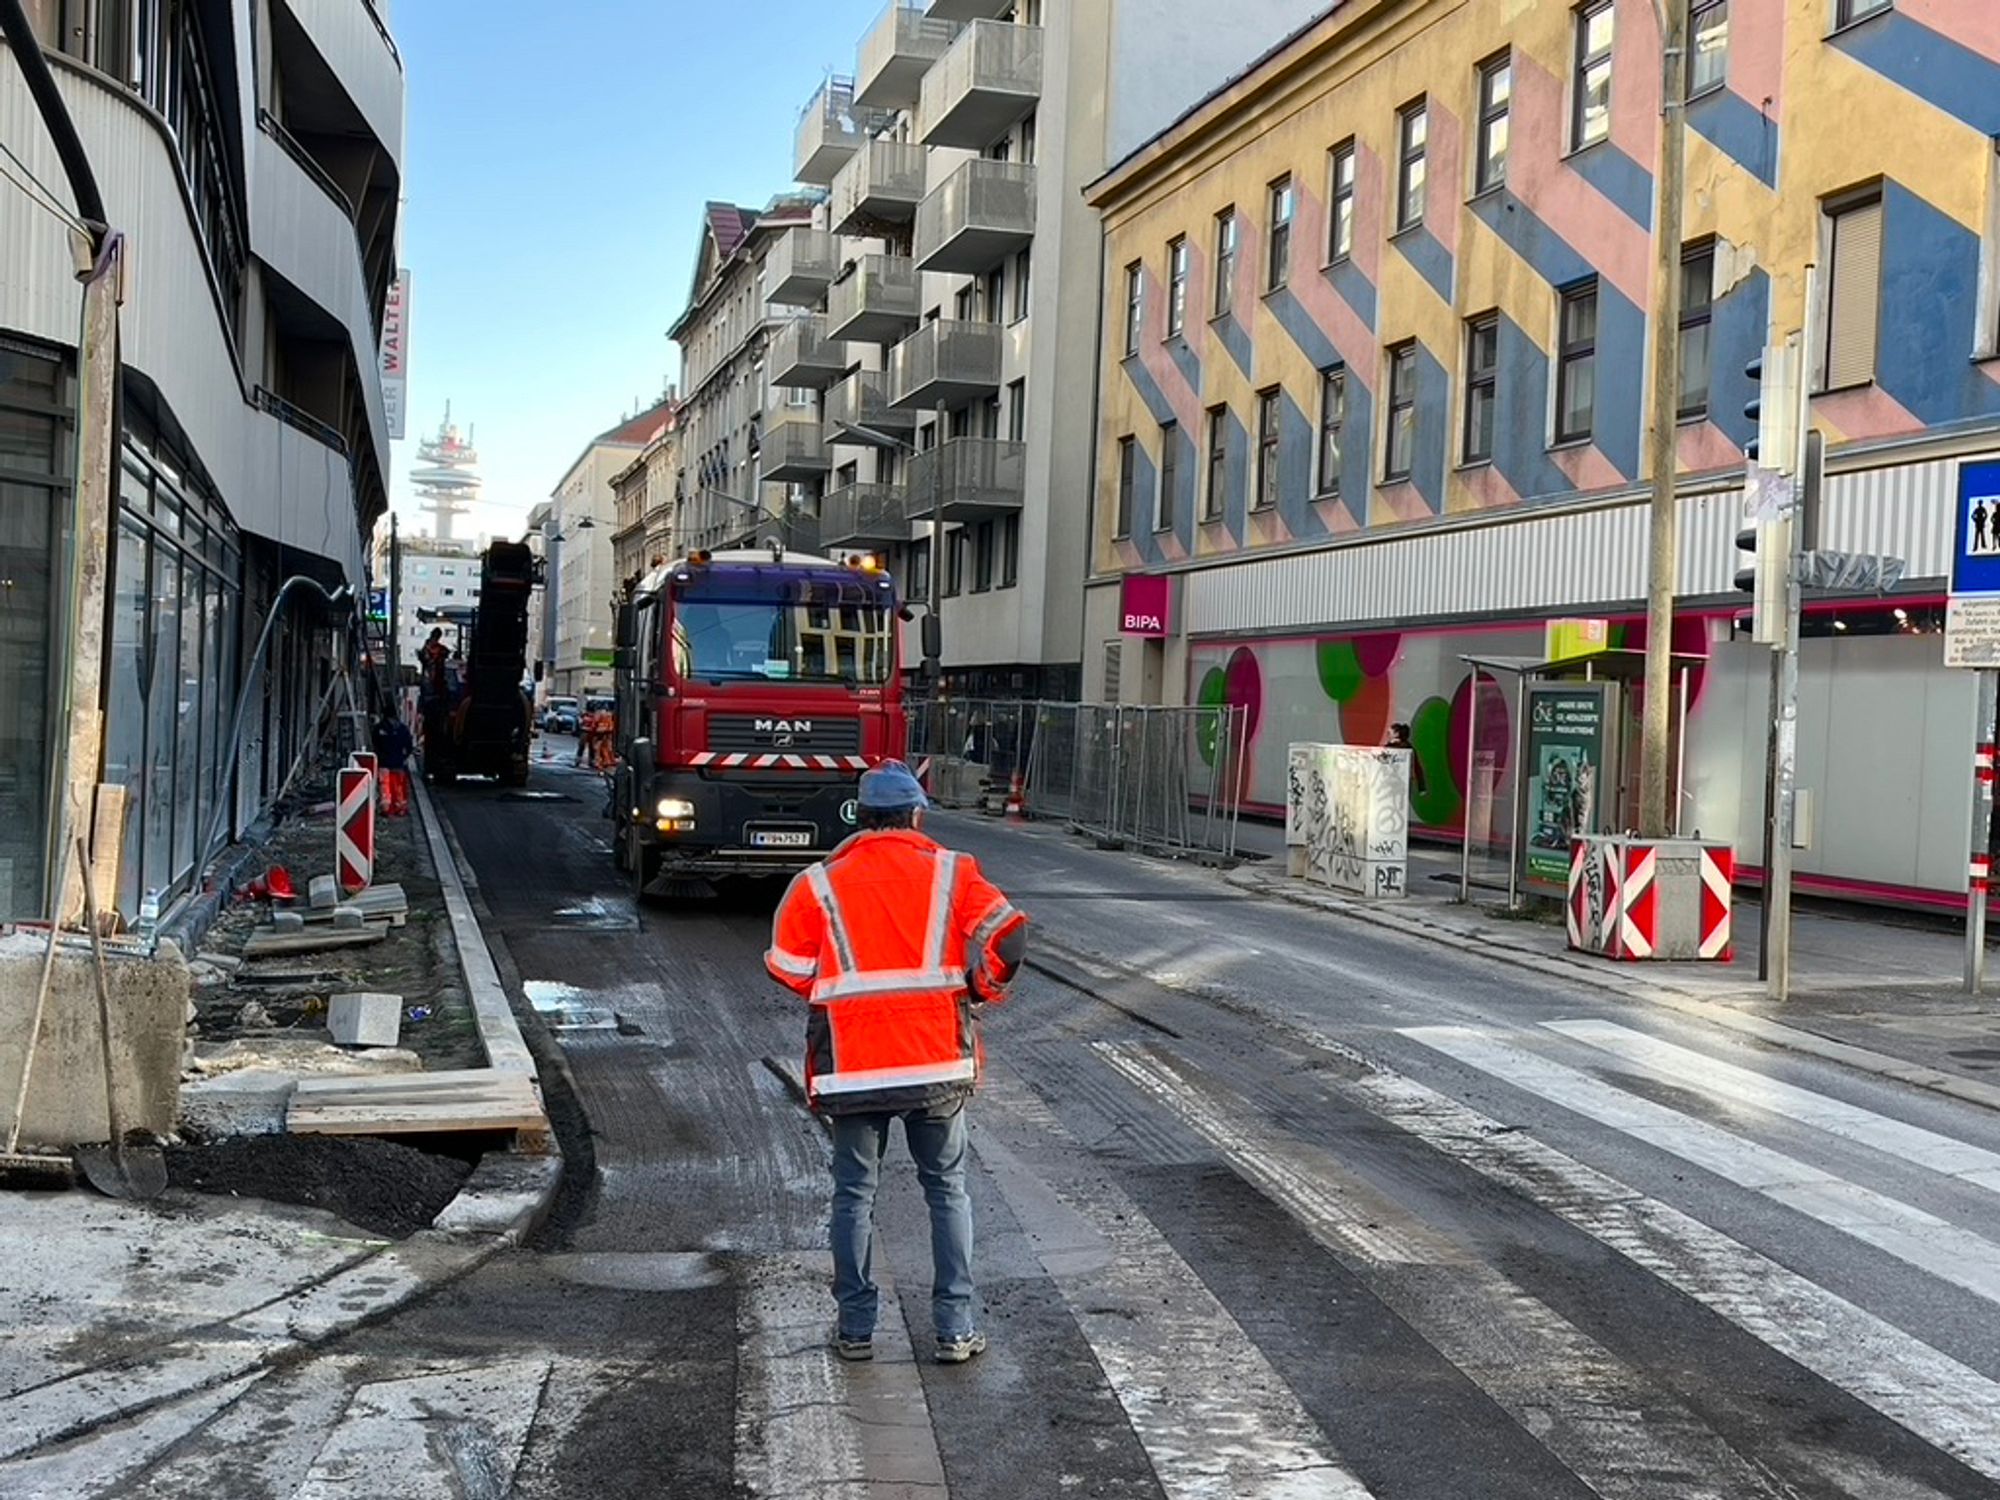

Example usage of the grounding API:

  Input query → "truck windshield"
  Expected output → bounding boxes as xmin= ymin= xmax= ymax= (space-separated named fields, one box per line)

xmin=670 ymin=571 xmax=896 ymax=686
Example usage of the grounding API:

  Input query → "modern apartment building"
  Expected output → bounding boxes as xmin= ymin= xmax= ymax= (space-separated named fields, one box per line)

xmin=1084 ymin=0 xmax=2000 ymax=905
xmin=390 ymin=535 xmax=481 ymax=671
xmin=1 ymin=0 xmax=401 ymax=926
xmin=610 ymin=400 xmax=681 ymax=600
xmin=758 ymin=0 xmax=1331 ymax=699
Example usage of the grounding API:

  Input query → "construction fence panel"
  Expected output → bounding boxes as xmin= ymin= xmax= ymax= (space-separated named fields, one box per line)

xmin=906 ymin=699 xmax=1036 ymax=810
xmin=1021 ymin=701 xmax=1246 ymax=861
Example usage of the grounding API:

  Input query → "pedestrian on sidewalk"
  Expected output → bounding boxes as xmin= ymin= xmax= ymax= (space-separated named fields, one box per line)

xmin=373 ymin=709 xmax=415 ymax=816
xmin=765 ymin=760 xmax=1028 ymax=1367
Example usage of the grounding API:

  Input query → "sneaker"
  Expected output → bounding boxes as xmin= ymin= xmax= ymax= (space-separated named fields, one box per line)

xmin=935 ymin=1331 xmax=987 ymax=1365
xmin=832 ymin=1333 xmax=874 ymax=1363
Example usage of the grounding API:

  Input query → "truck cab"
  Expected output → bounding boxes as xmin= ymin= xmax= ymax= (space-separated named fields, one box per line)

xmin=611 ymin=547 xmax=905 ymax=891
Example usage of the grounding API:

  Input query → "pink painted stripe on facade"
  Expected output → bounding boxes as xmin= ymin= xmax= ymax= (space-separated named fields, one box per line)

xmin=1373 ymin=482 xmax=1433 ymax=525
xmin=1509 ymin=54 xmax=1652 ymax=306
xmin=1609 ymin=0 xmax=1662 ymax=165
xmin=1313 ymin=497 xmax=1363 ymax=534
xmin=1139 ymin=336 xmax=1204 ymax=434
xmin=1898 ymin=0 xmax=2000 ymax=64
xmin=1289 ymin=185 xmax=1380 ymax=381
xmin=1727 ymin=0 xmax=1787 ymax=110
xmin=1425 ymin=99 xmax=1464 ymax=257
xmin=1676 ymin=420 xmax=1744 ymax=475
xmin=1812 ymin=386 xmax=1924 ymax=444
xmin=1553 ymin=442 xmax=1624 ymax=492
xmin=1457 ymin=463 xmax=1523 ymax=513
xmin=1350 ymin=141 xmax=1386 ymax=285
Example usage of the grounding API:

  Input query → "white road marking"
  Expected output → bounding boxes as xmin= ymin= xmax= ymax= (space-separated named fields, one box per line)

xmin=1093 ymin=1047 xmax=1786 ymax=1500
xmin=1338 ymin=1056 xmax=2000 ymax=1484
xmin=1542 ymin=1018 xmax=2000 ymax=1189
xmin=292 ymin=1358 xmax=552 ymax=1500
xmin=1404 ymin=1026 xmax=2000 ymax=1309
xmin=734 ymin=1252 xmax=947 ymax=1500
xmin=980 ymin=1071 xmax=1376 ymax=1500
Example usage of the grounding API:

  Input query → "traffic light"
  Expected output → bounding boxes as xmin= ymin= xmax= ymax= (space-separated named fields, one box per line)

xmin=1742 ymin=337 xmax=1800 ymax=474
xmin=1735 ymin=515 xmax=1789 ymax=646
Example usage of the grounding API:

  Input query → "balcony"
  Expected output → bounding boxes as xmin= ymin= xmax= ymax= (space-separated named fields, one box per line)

xmin=831 ymin=139 xmax=928 ymax=235
xmin=822 ymin=482 xmax=913 ymax=548
xmin=770 ymin=316 xmax=850 ymax=391
xmin=823 ymin=370 xmax=917 ymax=445
xmin=914 ymin=159 xmax=1036 ymax=276
xmin=855 ymin=2 xmax=960 ymax=112
xmin=918 ymin=21 xmax=1043 ymax=150
xmin=928 ymin=0 xmax=1013 ymax=18
xmin=795 ymin=77 xmax=880 ymax=186
xmin=760 ymin=409 xmax=831 ymax=482
xmin=888 ymin=320 xmax=1002 ymax=410
xmin=826 ymin=255 xmax=922 ymax=345
xmin=767 ymin=230 xmax=842 ymax=309
xmin=905 ymin=438 xmax=1026 ymax=523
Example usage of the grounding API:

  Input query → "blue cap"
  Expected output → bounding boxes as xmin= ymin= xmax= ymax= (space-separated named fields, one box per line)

xmin=857 ymin=759 xmax=929 ymax=812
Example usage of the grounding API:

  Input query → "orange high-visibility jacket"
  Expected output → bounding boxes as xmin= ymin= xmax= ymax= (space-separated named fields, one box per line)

xmin=765 ymin=829 xmax=1027 ymax=1115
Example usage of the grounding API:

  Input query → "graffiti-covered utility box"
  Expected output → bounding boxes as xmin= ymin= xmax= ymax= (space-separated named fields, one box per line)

xmin=1567 ymin=835 xmax=1735 ymax=961
xmin=1287 ymin=744 xmax=1412 ymax=899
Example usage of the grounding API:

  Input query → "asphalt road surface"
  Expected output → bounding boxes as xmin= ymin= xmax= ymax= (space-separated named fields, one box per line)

xmin=72 ymin=747 xmax=2000 ymax=1498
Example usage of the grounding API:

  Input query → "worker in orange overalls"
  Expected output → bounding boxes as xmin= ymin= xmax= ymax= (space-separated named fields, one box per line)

xmin=765 ymin=760 xmax=1027 ymax=1368
xmin=593 ymin=705 xmax=617 ymax=772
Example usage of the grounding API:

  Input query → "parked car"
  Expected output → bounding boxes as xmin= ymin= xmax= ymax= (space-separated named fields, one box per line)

xmin=543 ymin=696 xmax=580 ymax=734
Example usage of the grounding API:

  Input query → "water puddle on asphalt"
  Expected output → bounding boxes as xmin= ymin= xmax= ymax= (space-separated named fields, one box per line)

xmin=523 ymin=980 xmax=620 ymax=1033
xmin=548 ymin=895 xmax=638 ymax=933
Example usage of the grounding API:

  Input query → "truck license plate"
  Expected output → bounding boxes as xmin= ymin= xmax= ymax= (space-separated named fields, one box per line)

xmin=750 ymin=830 xmax=813 ymax=849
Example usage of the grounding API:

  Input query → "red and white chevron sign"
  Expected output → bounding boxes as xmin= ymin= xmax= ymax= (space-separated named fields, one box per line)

xmin=337 ymin=765 xmax=374 ymax=894
xmin=350 ymin=750 xmax=379 ymax=807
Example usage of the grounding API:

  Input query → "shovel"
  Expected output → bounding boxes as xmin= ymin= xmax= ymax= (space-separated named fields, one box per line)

xmin=72 ymin=837 xmax=167 ymax=1201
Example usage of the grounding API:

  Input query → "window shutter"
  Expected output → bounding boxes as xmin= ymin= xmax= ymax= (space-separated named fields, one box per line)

xmin=1827 ymin=199 xmax=1883 ymax=389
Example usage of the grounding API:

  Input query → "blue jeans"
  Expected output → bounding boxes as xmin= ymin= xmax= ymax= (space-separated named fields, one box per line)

xmin=828 ymin=1102 xmax=975 ymax=1342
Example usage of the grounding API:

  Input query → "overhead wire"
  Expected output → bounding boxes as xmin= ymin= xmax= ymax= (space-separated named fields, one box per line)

xmin=0 ymin=137 xmax=87 ymax=234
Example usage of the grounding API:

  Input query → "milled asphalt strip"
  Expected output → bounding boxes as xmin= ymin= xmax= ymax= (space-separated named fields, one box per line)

xmin=1403 ymin=1025 xmax=2000 ymax=1308
xmin=412 ymin=776 xmax=538 ymax=1078
xmin=1091 ymin=1046 xmax=1790 ymax=1500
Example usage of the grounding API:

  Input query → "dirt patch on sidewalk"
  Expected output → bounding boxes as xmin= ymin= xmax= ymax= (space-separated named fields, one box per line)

xmin=166 ymin=1135 xmax=473 ymax=1239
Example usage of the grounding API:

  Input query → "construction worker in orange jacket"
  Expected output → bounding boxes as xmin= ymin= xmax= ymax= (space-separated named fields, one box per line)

xmin=765 ymin=759 xmax=1027 ymax=1367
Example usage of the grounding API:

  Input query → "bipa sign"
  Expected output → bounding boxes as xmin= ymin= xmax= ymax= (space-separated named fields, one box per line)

xmin=1120 ymin=573 xmax=1172 ymax=637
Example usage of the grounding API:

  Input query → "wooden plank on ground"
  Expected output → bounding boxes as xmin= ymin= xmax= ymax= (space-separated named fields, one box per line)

xmin=287 ymin=1068 xmax=547 ymax=1136
xmin=242 ymin=923 xmax=390 ymax=959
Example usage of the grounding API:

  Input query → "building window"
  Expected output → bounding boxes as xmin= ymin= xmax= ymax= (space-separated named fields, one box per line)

xmin=1012 ymin=248 xmax=1032 ymax=321
xmin=1203 ymin=405 xmax=1228 ymax=520
xmin=943 ymin=528 xmax=966 ymax=597
xmin=972 ymin=521 xmax=995 ymax=592
xmin=1574 ymin=2 xmax=1615 ymax=150
xmin=1317 ymin=367 xmax=1345 ymax=496
xmin=999 ymin=513 xmax=1020 ymax=587
xmin=1556 ymin=281 xmax=1599 ymax=443
xmin=1166 ymin=237 xmax=1188 ymax=338
xmin=908 ymin=536 xmax=932 ymax=599
xmin=1157 ymin=422 xmax=1179 ymax=531
xmin=1007 ymin=378 xmax=1027 ymax=441
xmin=1475 ymin=54 xmax=1511 ymax=194
xmin=1123 ymin=262 xmax=1142 ymax=357
xmin=1397 ymin=100 xmax=1428 ymax=231
xmin=1115 ymin=435 xmax=1136 ymax=537
xmin=1835 ymin=0 xmax=1890 ymax=24
xmin=1463 ymin=313 xmax=1499 ymax=464
xmin=1327 ymin=141 xmax=1356 ymax=262
xmin=983 ymin=266 xmax=1005 ymax=324
xmin=1689 ymin=0 xmax=1729 ymax=95
xmin=1385 ymin=342 xmax=1418 ymax=481
xmin=1254 ymin=389 xmax=1281 ymax=509
xmin=1214 ymin=208 xmax=1238 ymax=316
xmin=1267 ymin=177 xmax=1294 ymax=290
xmin=1679 ymin=242 xmax=1715 ymax=418
xmin=1019 ymin=110 xmax=1037 ymax=164
xmin=1824 ymin=192 xmax=1883 ymax=389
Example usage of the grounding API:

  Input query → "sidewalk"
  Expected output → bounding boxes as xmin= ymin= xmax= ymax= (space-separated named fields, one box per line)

xmin=1224 ymin=817 xmax=2000 ymax=1113
xmin=0 ymin=774 xmax=560 ymax=1471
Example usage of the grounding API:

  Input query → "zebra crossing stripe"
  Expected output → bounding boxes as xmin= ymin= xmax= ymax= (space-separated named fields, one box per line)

xmin=1542 ymin=1019 xmax=2000 ymax=1189
xmin=1344 ymin=1053 xmax=2000 ymax=1482
xmin=978 ymin=1071 xmax=1377 ymax=1500
xmin=1093 ymin=1045 xmax=1793 ymax=1500
xmin=1403 ymin=1026 xmax=2000 ymax=1309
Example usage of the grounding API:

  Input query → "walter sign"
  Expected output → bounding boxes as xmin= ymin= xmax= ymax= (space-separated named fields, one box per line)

xmin=1120 ymin=573 xmax=1171 ymax=637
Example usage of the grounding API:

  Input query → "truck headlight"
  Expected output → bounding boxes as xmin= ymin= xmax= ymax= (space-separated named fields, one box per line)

xmin=656 ymin=797 xmax=696 ymax=820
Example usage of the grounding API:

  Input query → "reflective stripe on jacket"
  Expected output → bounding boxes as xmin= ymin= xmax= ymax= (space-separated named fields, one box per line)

xmin=764 ymin=829 xmax=1027 ymax=1115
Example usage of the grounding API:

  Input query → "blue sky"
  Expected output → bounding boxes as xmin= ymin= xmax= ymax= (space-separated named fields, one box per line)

xmin=388 ymin=0 xmax=878 ymax=540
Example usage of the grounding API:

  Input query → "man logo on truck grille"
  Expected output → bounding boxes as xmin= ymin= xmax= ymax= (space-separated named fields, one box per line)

xmin=755 ymin=719 xmax=812 ymax=734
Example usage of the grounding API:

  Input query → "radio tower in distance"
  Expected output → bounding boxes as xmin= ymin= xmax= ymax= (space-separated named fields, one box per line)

xmin=410 ymin=404 xmax=482 ymax=541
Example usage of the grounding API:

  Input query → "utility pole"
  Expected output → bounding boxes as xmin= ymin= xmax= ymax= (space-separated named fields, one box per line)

xmin=1640 ymin=0 xmax=1689 ymax=837
xmin=389 ymin=510 xmax=402 ymax=687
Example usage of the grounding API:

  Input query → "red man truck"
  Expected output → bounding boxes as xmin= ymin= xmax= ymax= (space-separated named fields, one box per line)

xmin=610 ymin=546 xmax=907 ymax=894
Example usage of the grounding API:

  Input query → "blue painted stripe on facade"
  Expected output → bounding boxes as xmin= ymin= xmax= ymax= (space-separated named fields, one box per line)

xmin=1489 ymin=314 xmax=1575 ymax=503
xmin=1122 ymin=356 xmax=1179 ymax=427
xmin=1326 ymin=258 xmax=1377 ymax=329
xmin=1277 ymin=390 xmax=1328 ymax=539
xmin=1128 ymin=445 xmax=1164 ymax=568
xmin=1567 ymin=142 xmax=1654 ymax=229
xmin=1686 ymin=87 xmax=1778 ymax=189
xmin=1706 ymin=266 xmax=1767 ymax=453
xmin=1878 ymin=181 xmax=2000 ymax=428
xmin=1834 ymin=13 xmax=2000 ymax=136
xmin=1168 ymin=336 xmax=1203 ymax=394
xmin=1470 ymin=189 xmax=1595 ymax=291
xmin=1224 ymin=407 xmax=1250 ymax=543
xmin=1394 ymin=226 xmax=1454 ymax=303
xmin=1214 ymin=313 xmax=1256 ymax=379
xmin=1168 ymin=420 xmax=1198 ymax=554
xmin=1334 ymin=376 xmax=1374 ymax=527
xmin=1266 ymin=287 xmax=1341 ymax=371
xmin=1412 ymin=343 xmax=1450 ymax=513
xmin=1595 ymin=291 xmax=1646 ymax=481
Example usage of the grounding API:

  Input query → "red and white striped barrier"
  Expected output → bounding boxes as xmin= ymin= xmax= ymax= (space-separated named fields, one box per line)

xmin=336 ymin=765 xmax=375 ymax=894
xmin=683 ymin=752 xmax=872 ymax=772
xmin=350 ymin=750 xmax=378 ymax=809
xmin=1568 ymin=837 xmax=1733 ymax=962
